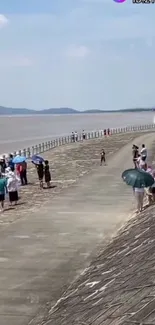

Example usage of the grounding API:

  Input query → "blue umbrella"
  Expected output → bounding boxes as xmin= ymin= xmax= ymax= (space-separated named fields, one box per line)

xmin=12 ymin=156 xmax=26 ymax=164
xmin=31 ymin=155 xmax=44 ymax=165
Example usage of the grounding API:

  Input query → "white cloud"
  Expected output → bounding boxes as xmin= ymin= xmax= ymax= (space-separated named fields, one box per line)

xmin=0 ymin=14 xmax=9 ymax=28
xmin=66 ymin=45 xmax=90 ymax=58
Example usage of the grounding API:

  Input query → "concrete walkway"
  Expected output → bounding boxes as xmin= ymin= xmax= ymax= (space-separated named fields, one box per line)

xmin=0 ymin=133 xmax=154 ymax=325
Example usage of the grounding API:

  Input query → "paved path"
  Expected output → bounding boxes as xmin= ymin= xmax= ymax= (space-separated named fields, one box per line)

xmin=0 ymin=133 xmax=154 ymax=325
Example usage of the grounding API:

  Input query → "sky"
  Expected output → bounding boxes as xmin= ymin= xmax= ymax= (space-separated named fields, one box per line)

xmin=0 ymin=0 xmax=155 ymax=111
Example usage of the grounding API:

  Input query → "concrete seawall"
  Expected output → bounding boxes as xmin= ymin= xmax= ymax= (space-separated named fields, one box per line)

xmin=0 ymin=130 xmax=155 ymax=325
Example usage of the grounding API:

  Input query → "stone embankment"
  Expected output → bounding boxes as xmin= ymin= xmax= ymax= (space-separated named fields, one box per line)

xmin=44 ymin=202 xmax=155 ymax=325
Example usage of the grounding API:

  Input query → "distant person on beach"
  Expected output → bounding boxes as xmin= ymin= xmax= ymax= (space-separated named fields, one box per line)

xmin=44 ymin=160 xmax=51 ymax=188
xmin=7 ymin=154 xmax=15 ymax=172
xmin=74 ymin=131 xmax=78 ymax=142
xmin=7 ymin=170 xmax=19 ymax=206
xmin=82 ymin=130 xmax=86 ymax=140
xmin=71 ymin=132 xmax=75 ymax=142
xmin=37 ymin=161 xmax=44 ymax=188
xmin=0 ymin=172 xmax=7 ymax=212
xmin=141 ymin=144 xmax=147 ymax=160
xmin=132 ymin=144 xmax=139 ymax=168
xmin=100 ymin=149 xmax=106 ymax=166
xmin=107 ymin=128 xmax=110 ymax=136
xmin=104 ymin=129 xmax=106 ymax=136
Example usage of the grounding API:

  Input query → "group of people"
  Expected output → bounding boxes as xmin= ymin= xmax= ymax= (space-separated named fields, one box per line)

xmin=35 ymin=160 xmax=51 ymax=189
xmin=0 ymin=153 xmax=51 ymax=212
xmin=132 ymin=143 xmax=155 ymax=213
xmin=71 ymin=130 xmax=86 ymax=142
xmin=71 ymin=129 xmax=111 ymax=143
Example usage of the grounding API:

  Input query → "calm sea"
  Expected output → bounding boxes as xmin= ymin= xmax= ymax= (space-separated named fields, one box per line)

xmin=0 ymin=112 xmax=154 ymax=154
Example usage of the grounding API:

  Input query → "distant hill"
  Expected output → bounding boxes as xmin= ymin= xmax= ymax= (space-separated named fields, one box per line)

xmin=0 ymin=106 xmax=154 ymax=115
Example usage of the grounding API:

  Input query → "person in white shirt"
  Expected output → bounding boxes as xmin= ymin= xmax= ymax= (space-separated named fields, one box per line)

xmin=134 ymin=187 xmax=144 ymax=213
xmin=140 ymin=144 xmax=147 ymax=159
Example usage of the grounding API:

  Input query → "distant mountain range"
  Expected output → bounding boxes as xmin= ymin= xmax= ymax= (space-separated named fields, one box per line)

xmin=0 ymin=106 xmax=154 ymax=115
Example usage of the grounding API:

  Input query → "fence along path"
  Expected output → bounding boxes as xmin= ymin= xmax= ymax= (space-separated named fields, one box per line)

xmin=1 ymin=123 xmax=155 ymax=159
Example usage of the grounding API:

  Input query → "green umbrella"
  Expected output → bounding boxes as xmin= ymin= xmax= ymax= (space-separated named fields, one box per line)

xmin=122 ymin=168 xmax=154 ymax=188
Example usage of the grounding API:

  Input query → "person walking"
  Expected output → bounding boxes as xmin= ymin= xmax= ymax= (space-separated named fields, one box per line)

xmin=100 ymin=149 xmax=106 ymax=166
xmin=44 ymin=160 xmax=51 ymax=188
xmin=36 ymin=161 xmax=44 ymax=188
xmin=0 ymin=172 xmax=7 ymax=212
xmin=134 ymin=187 xmax=144 ymax=213
xmin=7 ymin=170 xmax=19 ymax=206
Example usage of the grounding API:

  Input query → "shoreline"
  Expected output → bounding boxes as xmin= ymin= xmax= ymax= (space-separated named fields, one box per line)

xmin=0 ymin=123 xmax=155 ymax=158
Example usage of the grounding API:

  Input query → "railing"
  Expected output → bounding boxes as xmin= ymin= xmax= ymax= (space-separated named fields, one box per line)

xmin=1 ymin=124 xmax=155 ymax=159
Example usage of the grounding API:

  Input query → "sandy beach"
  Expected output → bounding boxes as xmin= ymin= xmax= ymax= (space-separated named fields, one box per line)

xmin=0 ymin=130 xmax=155 ymax=325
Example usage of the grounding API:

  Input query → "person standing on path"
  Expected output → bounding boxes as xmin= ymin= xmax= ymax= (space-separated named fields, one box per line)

xmin=141 ymin=144 xmax=147 ymax=160
xmin=19 ymin=161 xmax=27 ymax=185
xmin=0 ymin=173 xmax=7 ymax=212
xmin=7 ymin=154 xmax=15 ymax=172
xmin=82 ymin=130 xmax=86 ymax=140
xmin=100 ymin=149 xmax=106 ymax=166
xmin=44 ymin=160 xmax=51 ymax=188
xmin=37 ymin=161 xmax=44 ymax=188
xmin=132 ymin=144 xmax=139 ymax=168
xmin=74 ymin=131 xmax=78 ymax=142
xmin=134 ymin=187 xmax=144 ymax=213
xmin=0 ymin=157 xmax=7 ymax=174
xmin=7 ymin=170 xmax=19 ymax=206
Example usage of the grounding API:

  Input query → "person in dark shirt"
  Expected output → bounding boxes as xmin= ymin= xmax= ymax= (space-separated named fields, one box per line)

xmin=132 ymin=144 xmax=139 ymax=168
xmin=8 ymin=154 xmax=15 ymax=172
xmin=0 ymin=158 xmax=6 ymax=174
xmin=100 ymin=149 xmax=106 ymax=166
xmin=44 ymin=160 xmax=51 ymax=188
xmin=37 ymin=161 xmax=44 ymax=188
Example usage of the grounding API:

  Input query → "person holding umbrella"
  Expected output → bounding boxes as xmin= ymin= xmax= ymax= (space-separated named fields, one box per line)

xmin=13 ymin=154 xmax=27 ymax=186
xmin=31 ymin=155 xmax=44 ymax=188
xmin=122 ymin=168 xmax=154 ymax=213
